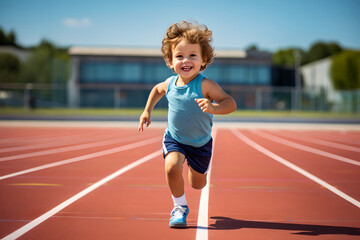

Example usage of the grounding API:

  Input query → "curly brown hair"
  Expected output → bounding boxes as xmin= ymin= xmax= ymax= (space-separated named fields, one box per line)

xmin=161 ymin=20 xmax=215 ymax=71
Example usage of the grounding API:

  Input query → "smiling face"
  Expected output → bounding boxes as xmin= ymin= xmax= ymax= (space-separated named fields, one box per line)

xmin=169 ymin=38 xmax=205 ymax=84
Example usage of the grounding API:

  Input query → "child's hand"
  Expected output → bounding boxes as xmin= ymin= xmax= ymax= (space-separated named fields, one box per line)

xmin=138 ymin=111 xmax=151 ymax=132
xmin=195 ymin=98 xmax=214 ymax=114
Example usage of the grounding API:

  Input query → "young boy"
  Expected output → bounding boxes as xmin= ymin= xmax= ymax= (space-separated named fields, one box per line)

xmin=138 ymin=20 xmax=236 ymax=228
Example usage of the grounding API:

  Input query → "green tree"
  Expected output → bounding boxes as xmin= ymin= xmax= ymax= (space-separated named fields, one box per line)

xmin=21 ymin=40 xmax=70 ymax=84
xmin=0 ymin=28 xmax=7 ymax=45
xmin=273 ymin=48 xmax=305 ymax=67
xmin=0 ymin=53 xmax=21 ymax=82
xmin=246 ymin=44 xmax=258 ymax=51
xmin=330 ymin=50 xmax=360 ymax=90
xmin=0 ymin=27 xmax=18 ymax=46
xmin=327 ymin=42 xmax=343 ymax=55
xmin=7 ymin=30 xmax=16 ymax=46
xmin=306 ymin=42 xmax=329 ymax=62
xmin=304 ymin=41 xmax=342 ymax=64
xmin=273 ymin=41 xmax=343 ymax=67
xmin=21 ymin=47 xmax=51 ymax=83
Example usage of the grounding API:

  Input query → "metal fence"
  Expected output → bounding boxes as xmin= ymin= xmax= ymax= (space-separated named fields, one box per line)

xmin=0 ymin=83 xmax=359 ymax=113
xmin=0 ymin=83 xmax=68 ymax=109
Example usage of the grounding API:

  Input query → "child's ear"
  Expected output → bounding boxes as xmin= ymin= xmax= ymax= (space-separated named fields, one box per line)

xmin=201 ymin=59 xmax=206 ymax=68
xmin=169 ymin=60 xmax=174 ymax=69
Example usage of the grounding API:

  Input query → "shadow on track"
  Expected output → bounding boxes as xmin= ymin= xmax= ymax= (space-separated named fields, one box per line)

xmin=194 ymin=216 xmax=360 ymax=236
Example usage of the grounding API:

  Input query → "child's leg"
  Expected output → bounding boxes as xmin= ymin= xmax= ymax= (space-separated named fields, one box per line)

xmin=165 ymin=151 xmax=189 ymax=228
xmin=188 ymin=166 xmax=207 ymax=190
xmin=165 ymin=151 xmax=185 ymax=198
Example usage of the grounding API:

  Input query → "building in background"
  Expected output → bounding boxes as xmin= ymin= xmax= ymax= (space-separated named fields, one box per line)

xmin=68 ymin=46 xmax=295 ymax=110
xmin=301 ymin=57 xmax=336 ymax=110
xmin=301 ymin=57 xmax=359 ymax=112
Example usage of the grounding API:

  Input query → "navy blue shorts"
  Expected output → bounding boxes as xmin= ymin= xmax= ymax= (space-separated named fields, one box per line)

xmin=162 ymin=133 xmax=213 ymax=174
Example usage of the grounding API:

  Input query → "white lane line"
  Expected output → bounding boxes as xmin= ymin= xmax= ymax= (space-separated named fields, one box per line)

xmin=0 ymin=137 xmax=160 ymax=180
xmin=0 ymin=131 xmax=114 ymax=153
xmin=196 ymin=129 xmax=217 ymax=240
xmin=0 ymin=134 xmax=152 ymax=162
xmin=272 ymin=130 xmax=360 ymax=153
xmin=0 ymin=130 xmax=100 ymax=145
xmin=0 ymin=133 xmax=59 ymax=144
xmin=0 ymin=141 xmax=71 ymax=153
xmin=251 ymin=129 xmax=360 ymax=167
xmin=232 ymin=129 xmax=360 ymax=209
xmin=1 ymin=150 xmax=161 ymax=240
xmin=294 ymin=131 xmax=360 ymax=146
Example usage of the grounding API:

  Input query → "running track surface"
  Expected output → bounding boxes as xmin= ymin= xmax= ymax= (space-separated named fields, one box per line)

xmin=0 ymin=121 xmax=359 ymax=240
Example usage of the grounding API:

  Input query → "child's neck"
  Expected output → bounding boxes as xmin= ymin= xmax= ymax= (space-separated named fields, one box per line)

xmin=176 ymin=74 xmax=199 ymax=86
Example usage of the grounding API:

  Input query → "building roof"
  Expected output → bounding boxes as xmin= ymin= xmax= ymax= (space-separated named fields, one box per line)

xmin=68 ymin=46 xmax=247 ymax=59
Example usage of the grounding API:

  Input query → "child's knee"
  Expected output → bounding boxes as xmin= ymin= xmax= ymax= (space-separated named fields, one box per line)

xmin=165 ymin=152 xmax=184 ymax=178
xmin=165 ymin=162 xmax=182 ymax=177
xmin=190 ymin=180 xmax=207 ymax=190
xmin=188 ymin=167 xmax=207 ymax=189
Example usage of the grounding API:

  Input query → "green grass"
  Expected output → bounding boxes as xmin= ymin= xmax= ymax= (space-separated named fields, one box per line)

xmin=225 ymin=110 xmax=360 ymax=119
xmin=0 ymin=107 xmax=359 ymax=119
xmin=0 ymin=107 xmax=164 ymax=117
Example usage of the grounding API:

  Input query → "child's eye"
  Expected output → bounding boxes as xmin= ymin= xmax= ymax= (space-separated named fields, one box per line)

xmin=190 ymin=54 xmax=197 ymax=57
xmin=176 ymin=55 xmax=183 ymax=59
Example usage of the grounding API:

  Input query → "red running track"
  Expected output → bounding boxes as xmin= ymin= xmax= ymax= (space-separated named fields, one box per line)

xmin=0 ymin=123 xmax=359 ymax=239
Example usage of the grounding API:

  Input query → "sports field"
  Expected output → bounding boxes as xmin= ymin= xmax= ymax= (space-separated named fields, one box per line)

xmin=0 ymin=121 xmax=359 ymax=239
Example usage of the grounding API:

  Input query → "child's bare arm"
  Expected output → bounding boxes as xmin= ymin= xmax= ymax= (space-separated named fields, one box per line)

xmin=196 ymin=78 xmax=237 ymax=114
xmin=138 ymin=80 xmax=169 ymax=131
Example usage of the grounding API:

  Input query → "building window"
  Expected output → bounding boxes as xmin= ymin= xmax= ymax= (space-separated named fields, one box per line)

xmin=248 ymin=66 xmax=257 ymax=85
xmin=80 ymin=61 xmax=121 ymax=83
xmin=97 ymin=63 xmax=116 ymax=81
xmin=228 ymin=66 xmax=247 ymax=84
xmin=80 ymin=61 xmax=141 ymax=83
xmin=81 ymin=62 xmax=97 ymax=82
xmin=155 ymin=64 xmax=173 ymax=82
xmin=143 ymin=63 xmax=173 ymax=83
xmin=122 ymin=63 xmax=141 ymax=82
xmin=79 ymin=59 xmax=271 ymax=85
xmin=203 ymin=64 xmax=222 ymax=82
xmin=257 ymin=66 xmax=271 ymax=84
xmin=143 ymin=64 xmax=154 ymax=83
xmin=227 ymin=64 xmax=271 ymax=85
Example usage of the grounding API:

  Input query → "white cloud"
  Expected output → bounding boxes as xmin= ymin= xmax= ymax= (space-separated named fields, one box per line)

xmin=63 ymin=17 xmax=91 ymax=27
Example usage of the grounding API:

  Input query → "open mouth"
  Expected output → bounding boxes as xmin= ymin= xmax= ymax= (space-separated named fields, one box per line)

xmin=181 ymin=66 xmax=193 ymax=72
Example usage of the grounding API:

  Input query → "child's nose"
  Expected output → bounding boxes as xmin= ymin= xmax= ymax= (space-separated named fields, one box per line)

xmin=182 ymin=57 xmax=190 ymax=63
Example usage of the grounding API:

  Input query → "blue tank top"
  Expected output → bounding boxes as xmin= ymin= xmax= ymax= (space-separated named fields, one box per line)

xmin=165 ymin=73 xmax=213 ymax=147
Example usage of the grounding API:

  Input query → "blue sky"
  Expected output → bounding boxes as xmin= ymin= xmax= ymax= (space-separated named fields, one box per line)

xmin=0 ymin=0 xmax=359 ymax=51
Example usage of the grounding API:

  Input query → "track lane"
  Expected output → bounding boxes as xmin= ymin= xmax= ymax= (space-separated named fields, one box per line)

xmin=0 ymin=129 xmax=164 ymax=238
xmin=0 ymin=127 xmax=103 ymax=146
xmin=1 ymin=128 xmax=206 ymax=239
xmin=260 ymin=129 xmax=360 ymax=160
xmin=208 ymin=129 xmax=360 ymax=240
xmin=0 ymin=136 xmax=161 ymax=181
xmin=288 ymin=130 xmax=360 ymax=147
xmin=1 ymin=127 xmax=360 ymax=239
xmin=0 ymin=127 xmax=158 ymax=157
xmin=0 ymin=130 xmax=160 ymax=177
xmin=243 ymin=130 xmax=360 ymax=200
xmin=15 ymin=151 xmax=203 ymax=240
xmin=267 ymin=130 xmax=360 ymax=153
xmin=0 ymin=128 xmax=135 ymax=154
xmin=1 ymin=149 xmax=162 ymax=240
xmin=0 ymin=135 xmax=154 ymax=162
